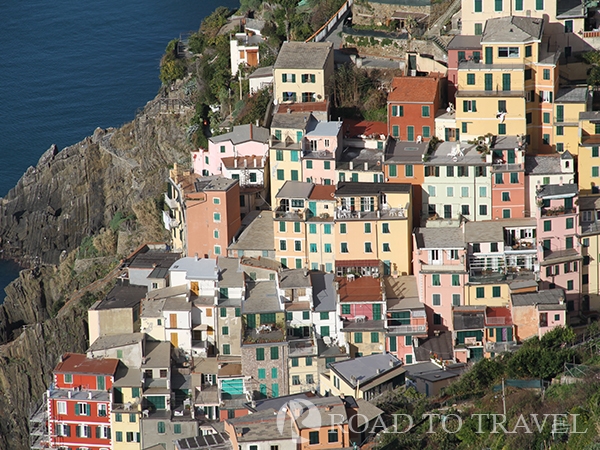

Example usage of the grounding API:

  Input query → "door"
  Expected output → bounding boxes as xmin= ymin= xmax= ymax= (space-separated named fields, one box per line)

xmin=246 ymin=314 xmax=256 ymax=329
xmin=484 ymin=74 xmax=493 ymax=91
xmin=97 ymin=376 xmax=105 ymax=391
xmin=190 ymin=281 xmax=199 ymax=295
xmin=170 ymin=332 xmax=179 ymax=348
xmin=407 ymin=126 xmax=414 ymax=141
xmin=383 ymin=260 xmax=391 ymax=276
xmin=502 ymin=73 xmax=511 ymax=91
xmin=485 ymin=46 xmax=493 ymax=64
xmin=507 ymin=149 xmax=515 ymax=163
xmin=247 ymin=49 xmax=258 ymax=66
xmin=373 ymin=304 xmax=382 ymax=321
xmin=170 ymin=314 xmax=177 ymax=328
xmin=444 ymin=204 xmax=452 ymax=219
xmin=308 ymin=201 xmax=317 ymax=218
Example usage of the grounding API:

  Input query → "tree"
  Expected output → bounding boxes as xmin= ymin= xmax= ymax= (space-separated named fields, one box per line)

xmin=584 ymin=51 xmax=600 ymax=87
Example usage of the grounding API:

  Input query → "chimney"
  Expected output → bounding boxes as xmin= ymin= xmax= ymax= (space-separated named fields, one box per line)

xmin=67 ymin=391 xmax=72 ymax=399
xmin=88 ymin=392 xmax=92 ymax=399
xmin=364 ymin=162 xmax=368 ymax=171
xmin=250 ymin=124 xmax=253 ymax=140
xmin=194 ymin=253 xmax=199 ymax=261
xmin=254 ymin=157 xmax=257 ymax=168
xmin=234 ymin=158 xmax=238 ymax=168
xmin=389 ymin=359 xmax=394 ymax=368
xmin=349 ymin=161 xmax=353 ymax=170
xmin=559 ymin=176 xmax=563 ymax=186
xmin=244 ymin=158 xmax=248 ymax=168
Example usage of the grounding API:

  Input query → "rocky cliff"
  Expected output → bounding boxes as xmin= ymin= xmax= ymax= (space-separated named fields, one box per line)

xmin=0 ymin=86 xmax=196 ymax=449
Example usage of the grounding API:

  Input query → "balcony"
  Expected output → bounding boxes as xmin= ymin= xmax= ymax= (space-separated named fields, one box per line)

xmin=112 ymin=400 xmax=141 ymax=412
xmin=491 ymin=162 xmax=523 ymax=172
xmin=504 ymin=240 xmax=536 ymax=253
xmin=164 ymin=193 xmax=179 ymax=210
xmin=275 ymin=206 xmax=307 ymax=221
xmin=162 ymin=210 xmax=179 ymax=230
xmin=485 ymin=341 xmax=518 ymax=353
xmin=554 ymin=117 xmax=579 ymax=125
xmin=387 ymin=324 xmax=427 ymax=335
xmin=243 ymin=322 xmax=285 ymax=344
xmin=288 ymin=337 xmax=317 ymax=357
xmin=540 ymin=207 xmax=576 ymax=217
xmin=334 ymin=206 xmax=407 ymax=220
xmin=584 ymin=30 xmax=600 ymax=38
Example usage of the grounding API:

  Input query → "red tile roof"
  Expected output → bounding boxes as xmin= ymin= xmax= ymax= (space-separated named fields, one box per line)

xmin=337 ymin=276 xmax=383 ymax=302
xmin=54 ymin=353 xmax=119 ymax=375
xmin=343 ymin=120 xmax=387 ymax=138
xmin=276 ymin=101 xmax=328 ymax=114
xmin=309 ymin=185 xmax=335 ymax=200
xmin=485 ymin=307 xmax=513 ymax=327
xmin=388 ymin=76 xmax=440 ymax=104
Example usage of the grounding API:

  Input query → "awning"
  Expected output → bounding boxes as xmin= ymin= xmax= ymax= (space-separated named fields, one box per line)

xmin=193 ymin=324 xmax=208 ymax=331
xmin=336 ymin=260 xmax=380 ymax=268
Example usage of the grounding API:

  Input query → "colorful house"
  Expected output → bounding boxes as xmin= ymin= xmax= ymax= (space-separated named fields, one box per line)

xmin=489 ymin=136 xmax=527 ymax=220
xmin=511 ymin=289 xmax=567 ymax=340
xmin=47 ymin=353 xmax=118 ymax=450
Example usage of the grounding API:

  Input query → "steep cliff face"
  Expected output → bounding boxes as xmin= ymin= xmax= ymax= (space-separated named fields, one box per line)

xmin=0 ymin=91 xmax=194 ymax=266
xmin=0 ymin=87 xmax=196 ymax=449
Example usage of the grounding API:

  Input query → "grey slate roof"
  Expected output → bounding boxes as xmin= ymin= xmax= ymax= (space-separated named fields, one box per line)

xmin=88 ymin=333 xmax=144 ymax=352
xmin=146 ymin=284 xmax=188 ymax=301
xmin=247 ymin=65 xmax=273 ymax=79
xmin=385 ymin=140 xmax=428 ymax=164
xmin=274 ymin=41 xmax=333 ymax=70
xmin=209 ymin=124 xmax=269 ymax=145
xmin=306 ymin=121 xmax=342 ymax=137
xmin=557 ymin=0 xmax=586 ymax=18
xmin=170 ymin=257 xmax=218 ymax=280
xmin=93 ymin=283 xmax=147 ymax=310
xmin=555 ymin=86 xmax=588 ymax=103
xmin=447 ymin=35 xmax=482 ymax=50
xmin=427 ymin=141 xmax=485 ymax=166
xmin=279 ymin=268 xmax=312 ymax=288
xmin=128 ymin=249 xmax=181 ymax=269
xmin=578 ymin=195 xmax=600 ymax=210
xmin=271 ymin=112 xmax=317 ymax=130
xmin=330 ymin=353 xmax=403 ymax=387
xmin=536 ymin=183 xmax=578 ymax=198
xmin=414 ymin=331 xmax=454 ymax=362
xmin=525 ymin=155 xmax=563 ymax=175
xmin=193 ymin=176 xmax=238 ymax=192
xmin=414 ymin=227 xmax=464 ymax=249
xmin=312 ymin=272 xmax=337 ymax=312
xmin=481 ymin=16 xmax=544 ymax=43
xmin=335 ymin=182 xmax=410 ymax=196
xmin=217 ymin=257 xmax=245 ymax=288
xmin=453 ymin=308 xmax=485 ymax=330
xmin=229 ymin=213 xmax=274 ymax=252
xmin=276 ymin=181 xmax=314 ymax=199
xmin=512 ymin=289 xmax=566 ymax=307
xmin=243 ymin=280 xmax=282 ymax=313
xmin=464 ymin=221 xmax=504 ymax=243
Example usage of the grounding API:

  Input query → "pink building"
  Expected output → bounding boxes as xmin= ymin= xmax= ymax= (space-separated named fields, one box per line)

xmin=413 ymin=227 xmax=467 ymax=335
xmin=446 ymin=35 xmax=481 ymax=105
xmin=192 ymin=124 xmax=269 ymax=176
xmin=490 ymin=137 xmax=527 ymax=220
xmin=302 ymin=120 xmax=343 ymax=185
xmin=511 ymin=289 xmax=567 ymax=340
xmin=385 ymin=276 xmax=427 ymax=365
xmin=535 ymin=183 xmax=582 ymax=312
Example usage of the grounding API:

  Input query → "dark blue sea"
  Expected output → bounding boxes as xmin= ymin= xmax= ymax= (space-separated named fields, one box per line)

xmin=0 ymin=0 xmax=239 ymax=300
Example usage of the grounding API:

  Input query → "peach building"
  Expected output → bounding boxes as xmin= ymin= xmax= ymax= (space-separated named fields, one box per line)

xmin=511 ymin=289 xmax=567 ymax=340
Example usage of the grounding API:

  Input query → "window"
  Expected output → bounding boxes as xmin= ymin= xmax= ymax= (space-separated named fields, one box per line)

xmin=556 ymin=126 xmax=564 ymax=137
xmin=498 ymin=123 xmax=506 ymax=135
xmin=276 ymin=169 xmax=285 ymax=180
xmin=453 ymin=294 xmax=461 ymax=306
xmin=309 ymin=431 xmax=320 ymax=445
xmin=461 ymin=122 xmax=468 ymax=133
xmin=543 ymin=112 xmax=550 ymax=124
xmin=567 ymin=280 xmax=574 ymax=290
xmin=328 ymin=429 xmax=339 ymax=443
xmin=57 ymin=424 xmax=71 ymax=437
xmin=392 ymin=125 xmax=399 ymax=137
xmin=282 ymin=73 xmax=296 ymax=82
xmin=157 ymin=421 xmax=166 ymax=434
xmin=474 ymin=0 xmax=482 ymax=10
xmin=543 ymin=69 xmax=551 ymax=80
xmin=502 ymin=73 xmax=511 ymax=91
xmin=98 ymin=403 xmax=107 ymax=417
xmin=321 ymin=326 xmax=330 ymax=337
xmin=405 ymin=164 xmax=414 ymax=177
xmin=64 ymin=374 xmax=73 ymax=384
xmin=463 ymin=100 xmax=477 ymax=112
xmin=467 ymin=73 xmax=475 ymax=85
xmin=495 ymin=0 xmax=502 ymax=10
xmin=422 ymin=106 xmax=430 ymax=117
xmin=371 ymin=332 xmax=379 ymax=343
xmin=498 ymin=100 xmax=507 ymax=113
xmin=75 ymin=403 xmax=90 ymax=416
xmin=434 ymin=313 xmax=442 ymax=325
xmin=256 ymin=348 xmax=265 ymax=361
xmin=116 ymin=431 xmax=123 ymax=442
xmin=428 ymin=186 xmax=436 ymax=197
xmin=447 ymin=187 xmax=454 ymax=197
xmin=525 ymin=43 xmax=531 ymax=55
xmin=383 ymin=243 xmax=391 ymax=252
xmin=474 ymin=23 xmax=483 ymax=35
xmin=503 ymin=209 xmax=511 ymax=218
xmin=432 ymin=274 xmax=441 ymax=286
xmin=272 ymin=367 xmax=278 ymax=379
xmin=173 ymin=424 xmax=182 ymax=434
xmin=433 ymin=294 xmax=441 ymax=306
xmin=354 ymin=332 xmax=363 ymax=343
xmin=407 ymin=126 xmax=415 ymax=141
xmin=565 ymin=20 xmax=573 ymax=33
xmin=364 ymin=223 xmax=371 ymax=233
xmin=593 ymin=167 xmax=599 ymax=178
xmin=525 ymin=69 xmax=532 ymax=80
xmin=502 ymin=192 xmax=510 ymax=202
xmin=492 ymin=286 xmax=501 ymax=297
xmin=301 ymin=73 xmax=316 ymax=83
xmin=222 ymin=326 xmax=229 ymax=336
xmin=213 ymin=212 xmax=221 ymax=223
xmin=271 ymin=346 xmax=279 ymax=360
xmin=282 ymin=92 xmax=297 ymax=102
xmin=57 ymin=401 xmax=67 ymax=415
xmin=324 ymin=243 xmax=332 ymax=253
xmin=480 ymin=204 xmax=488 ymax=216
xmin=536 ymin=0 xmax=543 ymax=9
xmin=294 ymin=240 xmax=301 ymax=251
xmin=279 ymin=240 xmax=287 ymax=251
xmin=476 ymin=287 xmax=485 ymax=298
xmin=452 ymin=274 xmax=460 ymax=286
xmin=341 ymin=242 xmax=348 ymax=253
xmin=498 ymin=47 xmax=519 ymax=58
xmin=364 ymin=242 xmax=373 ymax=253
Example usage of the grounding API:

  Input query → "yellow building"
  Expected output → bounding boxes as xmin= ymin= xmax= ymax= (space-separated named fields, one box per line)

xmin=456 ymin=16 xmax=560 ymax=152
xmin=112 ymin=368 xmax=142 ymax=449
xmin=288 ymin=354 xmax=320 ymax=395
xmin=464 ymin=283 xmax=511 ymax=307
xmin=273 ymin=41 xmax=334 ymax=105
xmin=554 ymin=86 xmax=588 ymax=156
xmin=579 ymin=196 xmax=600 ymax=311
xmin=578 ymin=111 xmax=600 ymax=194
xmin=334 ymin=182 xmax=413 ymax=277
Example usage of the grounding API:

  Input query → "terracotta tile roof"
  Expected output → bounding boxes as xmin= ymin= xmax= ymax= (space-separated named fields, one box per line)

xmin=276 ymin=102 xmax=328 ymax=114
xmin=309 ymin=184 xmax=335 ymax=200
xmin=337 ymin=276 xmax=383 ymax=302
xmin=388 ymin=76 xmax=440 ymax=104
xmin=54 ymin=353 xmax=119 ymax=375
xmin=343 ymin=119 xmax=387 ymax=138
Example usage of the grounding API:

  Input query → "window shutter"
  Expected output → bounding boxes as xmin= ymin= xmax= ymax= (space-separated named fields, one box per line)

xmin=66 ymin=425 xmax=71 ymax=437
xmin=291 ymin=74 xmax=296 ymax=82
xmin=96 ymin=426 xmax=101 ymax=439
xmin=282 ymin=74 xmax=287 ymax=82
xmin=86 ymin=404 xmax=91 ymax=416
xmin=472 ymin=100 xmax=477 ymax=112
xmin=310 ymin=74 xmax=315 ymax=83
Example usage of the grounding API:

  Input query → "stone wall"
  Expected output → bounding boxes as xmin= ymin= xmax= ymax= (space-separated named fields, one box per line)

xmin=353 ymin=1 xmax=431 ymax=27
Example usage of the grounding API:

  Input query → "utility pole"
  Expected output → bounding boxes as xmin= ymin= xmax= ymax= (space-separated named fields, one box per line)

xmin=502 ymin=378 xmax=506 ymax=417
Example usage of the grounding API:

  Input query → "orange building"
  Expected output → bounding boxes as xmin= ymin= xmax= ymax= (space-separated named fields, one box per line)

xmin=387 ymin=76 xmax=443 ymax=141
xmin=165 ymin=166 xmax=241 ymax=258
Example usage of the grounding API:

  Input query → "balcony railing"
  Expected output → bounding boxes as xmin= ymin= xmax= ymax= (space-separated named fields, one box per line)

xmin=335 ymin=207 xmax=406 ymax=220
xmin=387 ymin=324 xmax=427 ymax=335
xmin=275 ymin=207 xmax=306 ymax=220
xmin=540 ymin=207 xmax=576 ymax=217
xmin=486 ymin=317 xmax=507 ymax=325
xmin=491 ymin=162 xmax=523 ymax=172
xmin=584 ymin=30 xmax=600 ymax=38
xmin=164 ymin=193 xmax=179 ymax=210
